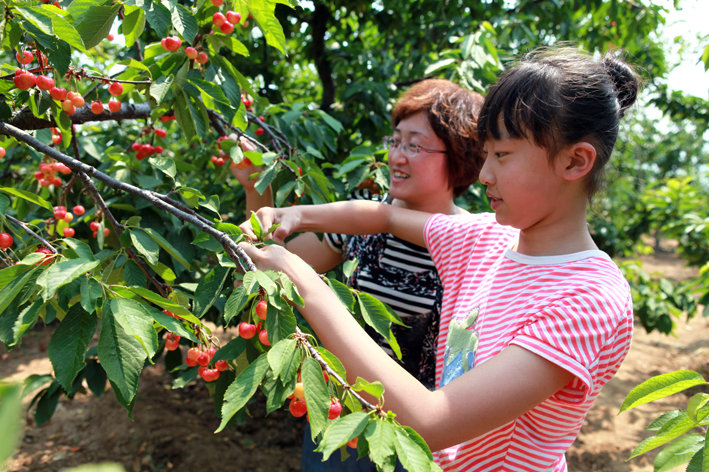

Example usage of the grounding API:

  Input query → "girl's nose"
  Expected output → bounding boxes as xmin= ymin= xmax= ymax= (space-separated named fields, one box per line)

xmin=478 ymin=158 xmax=494 ymax=186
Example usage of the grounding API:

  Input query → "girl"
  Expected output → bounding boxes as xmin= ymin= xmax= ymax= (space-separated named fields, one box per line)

xmin=239 ymin=48 xmax=639 ymax=471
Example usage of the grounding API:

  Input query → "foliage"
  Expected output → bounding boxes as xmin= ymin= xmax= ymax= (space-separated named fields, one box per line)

xmin=0 ymin=0 xmax=707 ymax=469
xmin=620 ymin=370 xmax=709 ymax=471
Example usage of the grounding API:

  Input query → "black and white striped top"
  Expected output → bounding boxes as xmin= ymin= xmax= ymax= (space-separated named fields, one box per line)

xmin=324 ymin=191 xmax=442 ymax=389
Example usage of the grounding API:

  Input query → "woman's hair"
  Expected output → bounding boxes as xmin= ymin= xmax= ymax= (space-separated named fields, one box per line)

xmin=391 ymin=79 xmax=485 ymax=197
xmin=477 ymin=47 xmax=641 ymax=197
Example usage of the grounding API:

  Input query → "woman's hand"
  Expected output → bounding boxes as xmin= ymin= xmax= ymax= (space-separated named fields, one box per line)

xmin=239 ymin=206 xmax=303 ymax=244
xmin=229 ymin=137 xmax=261 ymax=191
xmin=238 ymin=242 xmax=314 ymax=283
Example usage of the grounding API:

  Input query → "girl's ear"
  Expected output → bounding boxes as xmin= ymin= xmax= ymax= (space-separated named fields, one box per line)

xmin=561 ymin=142 xmax=596 ymax=181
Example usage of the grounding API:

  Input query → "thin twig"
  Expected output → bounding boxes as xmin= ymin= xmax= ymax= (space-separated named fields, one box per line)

xmin=5 ymin=215 xmax=56 ymax=253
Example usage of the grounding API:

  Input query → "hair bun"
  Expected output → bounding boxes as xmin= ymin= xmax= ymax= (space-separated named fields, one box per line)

xmin=602 ymin=53 xmax=640 ymax=116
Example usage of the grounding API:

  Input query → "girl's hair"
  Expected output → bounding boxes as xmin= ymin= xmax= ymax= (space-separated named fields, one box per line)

xmin=392 ymin=79 xmax=485 ymax=197
xmin=477 ymin=48 xmax=641 ymax=196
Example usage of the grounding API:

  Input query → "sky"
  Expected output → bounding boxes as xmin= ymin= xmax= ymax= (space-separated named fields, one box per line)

xmin=662 ymin=0 xmax=709 ymax=98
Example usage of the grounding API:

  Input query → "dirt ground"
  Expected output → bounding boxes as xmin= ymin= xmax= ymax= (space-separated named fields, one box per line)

xmin=2 ymin=251 xmax=708 ymax=472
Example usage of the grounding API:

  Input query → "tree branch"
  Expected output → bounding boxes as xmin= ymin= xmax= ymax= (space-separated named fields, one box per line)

xmin=7 ymin=102 xmax=152 ymax=130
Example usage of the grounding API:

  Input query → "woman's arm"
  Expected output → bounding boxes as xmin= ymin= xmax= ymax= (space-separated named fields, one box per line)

xmin=241 ymin=200 xmax=432 ymax=247
xmin=239 ymin=243 xmax=574 ymax=452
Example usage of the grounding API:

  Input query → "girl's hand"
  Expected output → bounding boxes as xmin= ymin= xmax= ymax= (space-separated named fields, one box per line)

xmin=238 ymin=242 xmax=313 ymax=282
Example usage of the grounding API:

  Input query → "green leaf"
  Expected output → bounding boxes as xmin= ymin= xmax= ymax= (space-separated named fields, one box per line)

xmin=73 ymin=4 xmax=121 ymax=49
xmin=266 ymin=338 xmax=297 ymax=379
xmin=654 ymin=433 xmax=704 ymax=472
xmin=302 ymin=357 xmax=330 ymax=437
xmin=0 ymin=187 xmax=52 ymax=211
xmin=124 ymin=286 xmax=198 ymax=324
xmin=216 ymin=354 xmax=270 ymax=433
xmin=150 ymin=75 xmax=174 ymax=106
xmin=140 ymin=227 xmax=191 ymax=269
xmin=193 ymin=266 xmax=230 ymax=318
xmin=62 ymin=463 xmax=126 ymax=472
xmin=687 ymin=393 xmax=709 ymax=421
xmin=109 ymin=298 xmax=159 ymax=359
xmin=265 ymin=302 xmax=297 ymax=344
xmin=223 ymin=285 xmax=249 ymax=324
xmin=318 ymin=412 xmax=370 ymax=460
xmin=620 ymin=370 xmax=706 ymax=413
xmin=170 ymin=4 xmax=198 ymax=44
xmin=12 ymin=300 xmax=43 ymax=347
xmin=121 ymin=5 xmax=146 ymax=47
xmin=0 ymin=382 xmax=23 ymax=467
xmin=326 ymin=278 xmax=355 ymax=310
xmin=0 ymin=266 xmax=40 ymax=317
xmin=629 ymin=412 xmax=697 ymax=459
xmin=352 ymin=377 xmax=385 ymax=400
xmin=248 ymin=1 xmax=287 ymax=55
xmin=129 ymin=228 xmax=160 ymax=265
xmin=394 ymin=426 xmax=439 ymax=472
xmin=48 ymin=305 xmax=97 ymax=391
xmin=34 ymin=381 xmax=61 ymax=426
xmin=357 ymin=292 xmax=403 ymax=359
xmin=364 ymin=420 xmax=397 ymax=466
xmin=36 ymin=258 xmax=101 ymax=301
xmin=97 ymin=303 xmax=148 ymax=404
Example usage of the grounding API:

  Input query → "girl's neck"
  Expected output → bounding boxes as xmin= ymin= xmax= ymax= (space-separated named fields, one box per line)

xmin=392 ymin=195 xmax=461 ymax=215
xmin=515 ymin=211 xmax=598 ymax=256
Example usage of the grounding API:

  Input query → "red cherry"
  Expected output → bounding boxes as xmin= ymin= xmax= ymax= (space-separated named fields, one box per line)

xmin=61 ymin=100 xmax=76 ymax=115
xmin=347 ymin=437 xmax=358 ymax=449
xmin=0 ymin=232 xmax=13 ymax=249
xmin=154 ymin=145 xmax=164 ymax=154
xmin=186 ymin=347 xmax=201 ymax=366
xmin=328 ymin=398 xmax=342 ymax=419
xmin=226 ymin=11 xmax=241 ymax=24
xmin=258 ymin=330 xmax=270 ymax=346
xmin=238 ymin=322 xmax=257 ymax=339
xmin=323 ymin=370 xmax=329 ymax=383
xmin=219 ymin=21 xmax=234 ymax=34
xmin=200 ymin=368 xmax=220 ymax=382
xmin=69 ymin=93 xmax=85 ymax=108
xmin=197 ymin=351 xmax=210 ymax=366
xmin=255 ymin=300 xmax=268 ymax=320
xmin=212 ymin=12 xmax=226 ymax=27
xmin=108 ymin=82 xmax=123 ymax=96
xmin=255 ymin=127 xmax=265 ymax=137
xmin=49 ymin=87 xmax=68 ymax=101
xmin=51 ymin=177 xmax=62 ymax=186
xmin=131 ymin=142 xmax=141 ymax=151
xmin=0 ymin=147 xmax=5 ymax=158
xmin=14 ymin=72 xmax=36 ymax=90
xmin=62 ymin=227 xmax=75 ymax=237
xmin=89 ymin=221 xmax=100 ymax=232
xmin=72 ymin=205 xmax=85 ymax=216
xmin=185 ymin=46 xmax=198 ymax=59
xmin=258 ymin=115 xmax=266 ymax=122
xmin=35 ymin=247 xmax=53 ymax=265
xmin=197 ymin=52 xmax=209 ymax=64
xmin=211 ymin=0 xmax=224 ymax=6
xmin=107 ymin=33 xmax=115 ymax=41
xmin=16 ymin=50 xmax=33 ymax=65
xmin=90 ymin=101 xmax=103 ymax=114
xmin=215 ymin=360 xmax=228 ymax=372
xmin=165 ymin=338 xmax=180 ymax=351
xmin=53 ymin=208 xmax=67 ymax=220
xmin=289 ymin=398 xmax=307 ymax=418
xmin=103 ymin=227 xmax=110 ymax=237
xmin=35 ymin=75 xmax=54 ymax=90
xmin=108 ymin=99 xmax=121 ymax=112
xmin=154 ymin=128 xmax=167 ymax=138
xmin=164 ymin=36 xmax=181 ymax=52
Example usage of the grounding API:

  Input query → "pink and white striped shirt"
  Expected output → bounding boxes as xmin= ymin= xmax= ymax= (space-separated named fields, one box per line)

xmin=423 ymin=213 xmax=633 ymax=471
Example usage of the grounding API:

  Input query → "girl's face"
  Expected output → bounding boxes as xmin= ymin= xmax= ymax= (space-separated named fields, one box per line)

xmin=387 ymin=112 xmax=452 ymax=212
xmin=479 ymin=126 xmax=566 ymax=231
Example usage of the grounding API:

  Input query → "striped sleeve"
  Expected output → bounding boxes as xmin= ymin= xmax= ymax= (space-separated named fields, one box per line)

xmin=324 ymin=189 xmax=386 ymax=253
xmin=512 ymin=267 xmax=634 ymax=399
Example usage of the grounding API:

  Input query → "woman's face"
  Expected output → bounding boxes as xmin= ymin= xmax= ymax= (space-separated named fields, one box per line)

xmin=387 ymin=112 xmax=453 ymax=212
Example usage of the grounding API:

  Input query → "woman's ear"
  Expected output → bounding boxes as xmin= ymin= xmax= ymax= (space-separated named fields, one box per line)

xmin=561 ymin=142 xmax=596 ymax=181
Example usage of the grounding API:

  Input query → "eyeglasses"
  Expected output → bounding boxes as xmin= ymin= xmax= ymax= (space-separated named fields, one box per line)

xmin=382 ymin=136 xmax=447 ymax=157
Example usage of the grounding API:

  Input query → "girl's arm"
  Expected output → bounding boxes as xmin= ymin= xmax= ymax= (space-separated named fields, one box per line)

xmin=239 ymin=243 xmax=574 ymax=452
xmin=241 ymin=200 xmax=431 ymax=247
